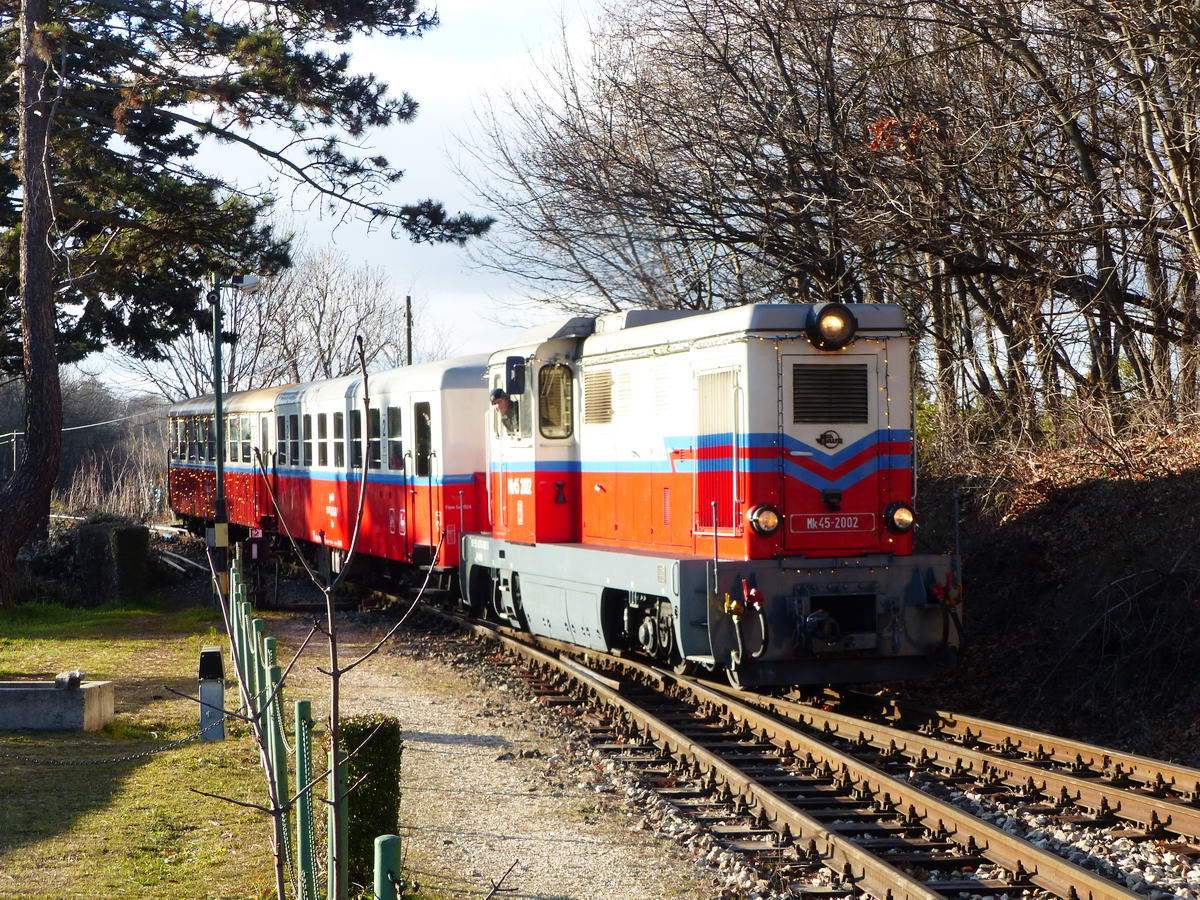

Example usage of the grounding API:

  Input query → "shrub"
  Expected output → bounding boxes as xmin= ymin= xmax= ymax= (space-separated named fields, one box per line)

xmin=339 ymin=714 xmax=403 ymax=890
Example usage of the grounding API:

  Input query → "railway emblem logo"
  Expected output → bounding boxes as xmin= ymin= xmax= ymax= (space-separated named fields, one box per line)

xmin=817 ymin=430 xmax=843 ymax=449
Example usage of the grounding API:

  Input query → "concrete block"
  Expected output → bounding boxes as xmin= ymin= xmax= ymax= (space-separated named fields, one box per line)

xmin=0 ymin=681 xmax=115 ymax=731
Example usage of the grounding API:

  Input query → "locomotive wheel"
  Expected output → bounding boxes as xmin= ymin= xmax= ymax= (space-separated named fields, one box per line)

xmin=671 ymin=655 xmax=699 ymax=677
xmin=725 ymin=665 xmax=744 ymax=689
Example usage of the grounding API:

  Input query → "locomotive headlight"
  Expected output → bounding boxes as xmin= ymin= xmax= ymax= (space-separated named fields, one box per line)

xmin=747 ymin=505 xmax=781 ymax=536
xmin=806 ymin=302 xmax=859 ymax=350
xmin=885 ymin=501 xmax=915 ymax=533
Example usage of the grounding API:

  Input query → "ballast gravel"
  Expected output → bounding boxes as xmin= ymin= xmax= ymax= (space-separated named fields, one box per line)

xmin=896 ymin=768 xmax=1200 ymax=899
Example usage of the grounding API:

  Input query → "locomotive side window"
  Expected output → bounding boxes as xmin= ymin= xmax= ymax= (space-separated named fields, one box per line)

xmin=414 ymin=402 xmax=432 ymax=477
xmin=276 ymin=415 xmax=286 ymax=462
xmin=539 ymin=364 xmax=573 ymax=439
xmin=302 ymin=414 xmax=313 ymax=466
xmin=240 ymin=416 xmax=252 ymax=462
xmin=367 ymin=408 xmax=381 ymax=470
xmin=317 ymin=414 xmax=328 ymax=466
xmin=386 ymin=406 xmax=402 ymax=469
xmin=289 ymin=414 xmax=300 ymax=465
xmin=350 ymin=410 xmax=363 ymax=468
xmin=333 ymin=412 xmax=345 ymax=467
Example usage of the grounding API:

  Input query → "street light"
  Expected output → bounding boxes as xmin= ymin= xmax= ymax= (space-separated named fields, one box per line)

xmin=206 ymin=274 xmax=261 ymax=589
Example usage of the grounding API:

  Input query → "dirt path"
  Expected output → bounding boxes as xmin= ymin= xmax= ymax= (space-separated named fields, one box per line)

xmin=277 ymin=615 xmax=717 ymax=900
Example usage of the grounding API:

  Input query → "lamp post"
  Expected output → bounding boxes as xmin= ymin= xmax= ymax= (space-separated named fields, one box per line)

xmin=206 ymin=274 xmax=260 ymax=592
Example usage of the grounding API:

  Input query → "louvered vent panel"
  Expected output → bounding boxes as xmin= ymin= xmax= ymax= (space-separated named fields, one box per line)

xmin=792 ymin=364 xmax=869 ymax=423
xmin=584 ymin=369 xmax=614 ymax=424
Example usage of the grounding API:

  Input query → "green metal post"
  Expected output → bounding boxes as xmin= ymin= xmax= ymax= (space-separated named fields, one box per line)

xmin=327 ymin=747 xmax=348 ymax=900
xmin=263 ymin=636 xmax=279 ymax=761
xmin=294 ymin=700 xmax=317 ymax=900
xmin=238 ymin=602 xmax=253 ymax=709
xmin=374 ymin=835 xmax=402 ymax=900
xmin=251 ymin=618 xmax=267 ymax=714
xmin=267 ymin=663 xmax=290 ymax=868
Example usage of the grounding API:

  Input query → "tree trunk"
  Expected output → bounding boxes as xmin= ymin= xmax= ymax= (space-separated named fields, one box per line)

xmin=0 ymin=0 xmax=62 ymax=607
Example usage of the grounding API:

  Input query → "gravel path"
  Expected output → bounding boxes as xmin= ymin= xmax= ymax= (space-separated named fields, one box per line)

xmin=286 ymin=619 xmax=719 ymax=900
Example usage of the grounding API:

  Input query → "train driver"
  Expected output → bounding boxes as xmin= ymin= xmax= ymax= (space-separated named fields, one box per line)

xmin=490 ymin=388 xmax=519 ymax=435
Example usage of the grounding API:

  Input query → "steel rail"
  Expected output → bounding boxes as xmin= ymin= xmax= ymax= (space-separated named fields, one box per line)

xmin=670 ymin=675 xmax=1141 ymax=900
xmin=839 ymin=692 xmax=1200 ymax=803
xmin=451 ymin=617 xmax=1140 ymax=900
xmin=712 ymin=683 xmax=1200 ymax=841
xmin=466 ymin=623 xmax=944 ymax=900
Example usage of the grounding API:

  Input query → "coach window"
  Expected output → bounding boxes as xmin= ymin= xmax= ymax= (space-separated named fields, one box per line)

xmin=302 ymin=414 xmax=313 ymax=466
xmin=367 ymin=408 xmax=382 ymax=470
xmin=539 ymin=364 xmax=573 ymax=439
xmin=288 ymin=414 xmax=300 ymax=464
xmin=317 ymin=414 xmax=328 ymax=466
xmin=386 ymin=406 xmax=403 ymax=469
xmin=276 ymin=415 xmax=287 ymax=462
xmin=206 ymin=416 xmax=216 ymax=461
xmin=350 ymin=410 xmax=363 ymax=468
xmin=414 ymin=402 xmax=432 ymax=477
xmin=187 ymin=419 xmax=197 ymax=461
xmin=333 ymin=412 xmax=345 ymax=467
xmin=227 ymin=415 xmax=238 ymax=463
xmin=260 ymin=416 xmax=270 ymax=461
xmin=240 ymin=416 xmax=252 ymax=462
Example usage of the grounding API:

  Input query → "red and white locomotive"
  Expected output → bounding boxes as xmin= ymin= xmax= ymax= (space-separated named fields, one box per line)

xmin=168 ymin=302 xmax=959 ymax=686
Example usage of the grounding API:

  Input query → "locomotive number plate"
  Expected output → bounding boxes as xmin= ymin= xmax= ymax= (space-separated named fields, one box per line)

xmin=789 ymin=512 xmax=875 ymax=533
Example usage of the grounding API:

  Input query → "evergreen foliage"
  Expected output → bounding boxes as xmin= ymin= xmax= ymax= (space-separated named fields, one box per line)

xmin=339 ymin=713 xmax=404 ymax=890
xmin=0 ymin=0 xmax=491 ymax=374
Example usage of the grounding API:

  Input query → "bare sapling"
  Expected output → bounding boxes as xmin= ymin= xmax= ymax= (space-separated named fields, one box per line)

xmin=181 ymin=335 xmax=443 ymax=898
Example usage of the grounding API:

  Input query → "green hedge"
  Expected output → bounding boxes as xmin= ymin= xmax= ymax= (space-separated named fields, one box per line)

xmin=340 ymin=714 xmax=404 ymax=890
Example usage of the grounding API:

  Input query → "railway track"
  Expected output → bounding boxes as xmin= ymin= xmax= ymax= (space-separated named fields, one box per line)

xmin=400 ymin=606 xmax=1200 ymax=900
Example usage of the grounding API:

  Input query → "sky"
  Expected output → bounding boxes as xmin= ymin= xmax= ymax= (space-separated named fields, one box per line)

xmin=96 ymin=0 xmax=595 ymax=393
xmin=247 ymin=0 xmax=591 ymax=352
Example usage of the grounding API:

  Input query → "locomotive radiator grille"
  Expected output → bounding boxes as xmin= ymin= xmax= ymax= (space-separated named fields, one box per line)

xmin=792 ymin=364 xmax=869 ymax=423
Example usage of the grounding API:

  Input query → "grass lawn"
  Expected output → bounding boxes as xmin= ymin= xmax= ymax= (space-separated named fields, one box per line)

xmin=0 ymin=603 xmax=278 ymax=899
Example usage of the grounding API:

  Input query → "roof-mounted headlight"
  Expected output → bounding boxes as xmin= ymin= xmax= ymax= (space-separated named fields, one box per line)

xmin=806 ymin=302 xmax=858 ymax=350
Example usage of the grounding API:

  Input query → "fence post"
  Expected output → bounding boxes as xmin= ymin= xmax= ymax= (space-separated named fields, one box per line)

xmin=267 ymin=661 xmax=290 ymax=868
xmin=251 ymin=619 xmax=267 ymax=713
xmin=294 ymin=700 xmax=317 ymax=900
xmin=374 ymin=835 xmax=402 ymax=900
xmin=327 ymin=746 xmax=348 ymax=900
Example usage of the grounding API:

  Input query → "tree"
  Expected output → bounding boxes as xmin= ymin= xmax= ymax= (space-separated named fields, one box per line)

xmin=468 ymin=0 xmax=1200 ymax=451
xmin=0 ymin=0 xmax=492 ymax=604
xmin=119 ymin=246 xmax=455 ymax=401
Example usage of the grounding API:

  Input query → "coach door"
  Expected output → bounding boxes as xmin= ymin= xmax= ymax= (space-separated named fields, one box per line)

xmin=780 ymin=355 xmax=882 ymax=553
xmin=409 ymin=396 xmax=438 ymax=558
xmin=694 ymin=369 xmax=740 ymax=536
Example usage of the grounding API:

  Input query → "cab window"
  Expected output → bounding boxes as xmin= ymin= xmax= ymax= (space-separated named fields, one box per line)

xmin=538 ymin=364 xmax=573 ymax=439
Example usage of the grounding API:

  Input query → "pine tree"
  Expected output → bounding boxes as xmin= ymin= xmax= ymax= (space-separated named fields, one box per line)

xmin=0 ymin=0 xmax=492 ymax=604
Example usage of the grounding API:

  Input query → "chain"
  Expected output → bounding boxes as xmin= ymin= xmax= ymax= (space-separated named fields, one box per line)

xmin=0 ymin=719 xmax=223 ymax=766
